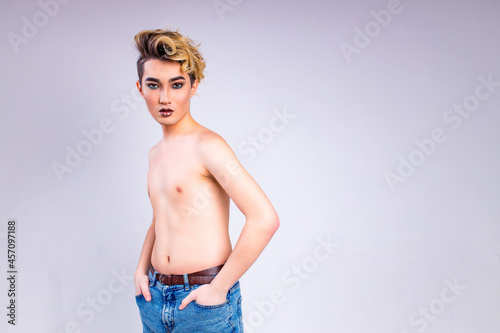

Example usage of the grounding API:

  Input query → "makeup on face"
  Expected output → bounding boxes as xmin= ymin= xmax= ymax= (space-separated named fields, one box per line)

xmin=140 ymin=60 xmax=197 ymax=126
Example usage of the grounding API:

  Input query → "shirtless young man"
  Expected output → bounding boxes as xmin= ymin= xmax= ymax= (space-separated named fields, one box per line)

xmin=133 ymin=29 xmax=280 ymax=332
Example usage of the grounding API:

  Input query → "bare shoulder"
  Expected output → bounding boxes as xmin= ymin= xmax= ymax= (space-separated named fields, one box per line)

xmin=194 ymin=126 xmax=234 ymax=159
xmin=148 ymin=142 xmax=161 ymax=164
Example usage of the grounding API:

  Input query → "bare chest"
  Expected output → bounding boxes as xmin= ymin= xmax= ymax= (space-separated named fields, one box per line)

xmin=147 ymin=149 xmax=209 ymax=203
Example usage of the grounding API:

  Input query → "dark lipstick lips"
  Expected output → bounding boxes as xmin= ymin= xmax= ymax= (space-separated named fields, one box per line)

xmin=159 ymin=108 xmax=173 ymax=117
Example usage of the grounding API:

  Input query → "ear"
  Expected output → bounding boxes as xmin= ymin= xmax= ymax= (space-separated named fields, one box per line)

xmin=190 ymin=79 xmax=199 ymax=98
xmin=136 ymin=80 xmax=144 ymax=98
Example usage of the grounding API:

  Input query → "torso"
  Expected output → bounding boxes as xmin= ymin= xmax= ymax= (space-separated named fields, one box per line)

xmin=147 ymin=127 xmax=232 ymax=274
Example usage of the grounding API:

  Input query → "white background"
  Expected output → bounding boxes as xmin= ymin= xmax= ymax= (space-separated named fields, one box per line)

xmin=1 ymin=0 xmax=499 ymax=332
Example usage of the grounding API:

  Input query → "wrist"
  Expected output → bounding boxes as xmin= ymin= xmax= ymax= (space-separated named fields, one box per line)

xmin=135 ymin=267 xmax=149 ymax=278
xmin=209 ymin=276 xmax=230 ymax=293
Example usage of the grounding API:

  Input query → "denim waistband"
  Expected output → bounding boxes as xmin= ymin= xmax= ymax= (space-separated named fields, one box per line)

xmin=148 ymin=266 xmax=240 ymax=294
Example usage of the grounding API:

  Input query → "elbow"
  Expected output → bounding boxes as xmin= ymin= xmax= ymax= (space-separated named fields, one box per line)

xmin=248 ymin=209 xmax=280 ymax=235
xmin=273 ymin=213 xmax=280 ymax=232
xmin=266 ymin=212 xmax=280 ymax=235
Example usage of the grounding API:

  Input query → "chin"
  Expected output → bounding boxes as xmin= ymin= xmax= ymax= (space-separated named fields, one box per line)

xmin=156 ymin=117 xmax=178 ymax=126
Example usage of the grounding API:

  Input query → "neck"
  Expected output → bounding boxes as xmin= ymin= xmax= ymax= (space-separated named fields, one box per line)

xmin=161 ymin=110 xmax=197 ymax=139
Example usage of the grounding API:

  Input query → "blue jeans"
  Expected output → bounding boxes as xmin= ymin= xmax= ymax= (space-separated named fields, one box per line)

xmin=135 ymin=267 xmax=244 ymax=332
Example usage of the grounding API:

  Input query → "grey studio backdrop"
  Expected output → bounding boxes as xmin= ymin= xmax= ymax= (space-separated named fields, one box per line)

xmin=1 ymin=0 xmax=499 ymax=332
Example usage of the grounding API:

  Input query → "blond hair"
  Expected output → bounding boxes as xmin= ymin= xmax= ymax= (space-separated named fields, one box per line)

xmin=134 ymin=28 xmax=206 ymax=86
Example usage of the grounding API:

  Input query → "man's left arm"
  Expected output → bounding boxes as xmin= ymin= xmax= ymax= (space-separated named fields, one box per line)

xmin=179 ymin=134 xmax=279 ymax=309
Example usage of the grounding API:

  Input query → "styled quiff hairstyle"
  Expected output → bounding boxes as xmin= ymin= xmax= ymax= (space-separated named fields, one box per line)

xmin=134 ymin=28 xmax=206 ymax=86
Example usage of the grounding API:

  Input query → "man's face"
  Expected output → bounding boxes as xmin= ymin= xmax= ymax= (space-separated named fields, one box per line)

xmin=136 ymin=59 xmax=198 ymax=127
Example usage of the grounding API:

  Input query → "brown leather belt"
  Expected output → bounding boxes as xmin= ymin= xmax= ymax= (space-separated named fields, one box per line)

xmin=150 ymin=264 xmax=224 ymax=286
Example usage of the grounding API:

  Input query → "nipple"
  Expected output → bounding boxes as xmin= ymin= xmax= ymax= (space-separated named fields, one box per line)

xmin=176 ymin=186 xmax=182 ymax=193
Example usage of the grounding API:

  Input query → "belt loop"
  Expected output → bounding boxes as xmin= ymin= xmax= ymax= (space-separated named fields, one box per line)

xmin=150 ymin=266 xmax=156 ymax=287
xmin=183 ymin=273 xmax=189 ymax=291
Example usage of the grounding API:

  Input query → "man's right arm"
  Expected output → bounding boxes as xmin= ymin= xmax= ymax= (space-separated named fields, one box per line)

xmin=134 ymin=146 xmax=156 ymax=301
xmin=134 ymin=218 xmax=155 ymax=301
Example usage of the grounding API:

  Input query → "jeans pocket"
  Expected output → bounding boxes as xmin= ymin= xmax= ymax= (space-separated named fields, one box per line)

xmin=193 ymin=299 xmax=228 ymax=309
xmin=178 ymin=300 xmax=232 ymax=332
xmin=135 ymin=294 xmax=146 ymax=309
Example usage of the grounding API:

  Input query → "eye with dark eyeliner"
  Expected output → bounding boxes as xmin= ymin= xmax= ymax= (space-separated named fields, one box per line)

xmin=172 ymin=82 xmax=183 ymax=89
xmin=147 ymin=83 xmax=159 ymax=89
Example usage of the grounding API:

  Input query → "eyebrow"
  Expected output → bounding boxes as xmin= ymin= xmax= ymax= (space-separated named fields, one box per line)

xmin=144 ymin=76 xmax=186 ymax=83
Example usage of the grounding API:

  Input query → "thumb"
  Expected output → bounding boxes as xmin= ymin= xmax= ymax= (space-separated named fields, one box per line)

xmin=179 ymin=291 xmax=196 ymax=310
xmin=141 ymin=283 xmax=152 ymax=302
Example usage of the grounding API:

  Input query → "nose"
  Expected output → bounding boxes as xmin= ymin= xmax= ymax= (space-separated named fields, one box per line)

xmin=159 ymin=88 xmax=170 ymax=104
